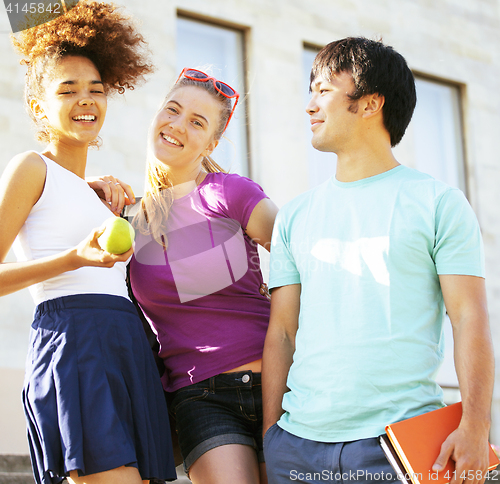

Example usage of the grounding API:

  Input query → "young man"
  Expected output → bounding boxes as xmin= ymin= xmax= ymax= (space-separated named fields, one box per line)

xmin=262 ymin=37 xmax=493 ymax=484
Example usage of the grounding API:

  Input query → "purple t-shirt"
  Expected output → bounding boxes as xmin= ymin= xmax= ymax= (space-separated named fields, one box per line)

xmin=130 ymin=172 xmax=271 ymax=392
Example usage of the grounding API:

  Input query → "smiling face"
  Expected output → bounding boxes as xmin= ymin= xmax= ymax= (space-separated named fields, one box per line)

xmin=150 ymin=85 xmax=221 ymax=172
xmin=30 ymin=55 xmax=107 ymax=146
xmin=306 ymin=70 xmax=360 ymax=154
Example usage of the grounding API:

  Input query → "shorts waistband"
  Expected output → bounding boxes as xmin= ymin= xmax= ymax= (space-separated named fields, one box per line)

xmin=180 ymin=371 xmax=261 ymax=392
xmin=35 ymin=294 xmax=135 ymax=318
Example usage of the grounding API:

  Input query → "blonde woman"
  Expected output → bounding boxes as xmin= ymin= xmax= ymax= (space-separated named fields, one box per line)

xmin=128 ymin=68 xmax=278 ymax=484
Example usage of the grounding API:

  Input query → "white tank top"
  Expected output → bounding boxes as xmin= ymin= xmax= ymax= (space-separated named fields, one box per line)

xmin=13 ymin=152 xmax=129 ymax=305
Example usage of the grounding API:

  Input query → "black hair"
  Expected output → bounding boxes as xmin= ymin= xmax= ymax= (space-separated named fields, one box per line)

xmin=311 ymin=37 xmax=416 ymax=146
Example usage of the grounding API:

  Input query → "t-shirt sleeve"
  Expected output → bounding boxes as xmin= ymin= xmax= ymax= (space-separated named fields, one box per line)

xmin=223 ymin=174 xmax=269 ymax=228
xmin=433 ymin=187 xmax=485 ymax=277
xmin=269 ymin=208 xmax=301 ymax=290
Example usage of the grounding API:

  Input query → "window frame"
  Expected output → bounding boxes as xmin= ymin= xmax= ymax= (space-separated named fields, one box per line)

xmin=176 ymin=12 xmax=251 ymax=177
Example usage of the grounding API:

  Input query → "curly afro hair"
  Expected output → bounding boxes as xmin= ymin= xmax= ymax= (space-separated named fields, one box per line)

xmin=11 ymin=0 xmax=153 ymax=143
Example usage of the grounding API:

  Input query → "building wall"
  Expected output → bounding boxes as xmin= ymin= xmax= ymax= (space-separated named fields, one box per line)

xmin=1 ymin=0 xmax=499 ymax=454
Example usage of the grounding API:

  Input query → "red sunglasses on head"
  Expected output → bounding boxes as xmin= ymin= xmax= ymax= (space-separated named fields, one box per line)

xmin=176 ymin=68 xmax=240 ymax=133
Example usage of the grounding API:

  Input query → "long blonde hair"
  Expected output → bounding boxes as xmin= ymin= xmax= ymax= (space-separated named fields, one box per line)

xmin=134 ymin=76 xmax=233 ymax=247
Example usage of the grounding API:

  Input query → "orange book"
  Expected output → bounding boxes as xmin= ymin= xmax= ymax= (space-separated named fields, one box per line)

xmin=379 ymin=402 xmax=499 ymax=484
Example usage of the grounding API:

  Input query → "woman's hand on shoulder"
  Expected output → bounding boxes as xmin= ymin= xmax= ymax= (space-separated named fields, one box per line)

xmin=260 ymin=282 xmax=271 ymax=300
xmin=86 ymin=175 xmax=135 ymax=216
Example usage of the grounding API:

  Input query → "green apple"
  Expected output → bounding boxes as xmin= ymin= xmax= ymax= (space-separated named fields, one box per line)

xmin=97 ymin=217 xmax=135 ymax=254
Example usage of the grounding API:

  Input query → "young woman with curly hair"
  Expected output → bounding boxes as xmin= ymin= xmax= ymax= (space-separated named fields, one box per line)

xmin=0 ymin=2 xmax=176 ymax=483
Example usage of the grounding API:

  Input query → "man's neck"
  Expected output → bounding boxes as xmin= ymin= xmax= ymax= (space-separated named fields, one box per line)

xmin=335 ymin=144 xmax=400 ymax=183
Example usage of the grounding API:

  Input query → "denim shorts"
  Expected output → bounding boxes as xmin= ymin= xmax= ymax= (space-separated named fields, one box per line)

xmin=167 ymin=371 xmax=264 ymax=472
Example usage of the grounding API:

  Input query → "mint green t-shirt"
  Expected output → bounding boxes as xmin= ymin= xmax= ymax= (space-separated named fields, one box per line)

xmin=269 ymin=165 xmax=484 ymax=443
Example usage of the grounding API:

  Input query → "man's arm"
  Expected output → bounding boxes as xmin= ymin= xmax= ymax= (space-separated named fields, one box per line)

xmin=433 ymin=274 xmax=494 ymax=484
xmin=262 ymin=283 xmax=301 ymax=435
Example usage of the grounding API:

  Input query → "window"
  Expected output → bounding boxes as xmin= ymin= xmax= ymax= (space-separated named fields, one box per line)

xmin=395 ymin=76 xmax=466 ymax=192
xmin=176 ymin=16 xmax=248 ymax=176
xmin=302 ymin=47 xmax=336 ymax=188
xmin=303 ymin=54 xmax=466 ymax=196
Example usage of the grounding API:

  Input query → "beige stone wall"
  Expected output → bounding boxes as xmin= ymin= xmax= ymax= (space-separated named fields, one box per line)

xmin=1 ymin=0 xmax=499 ymax=453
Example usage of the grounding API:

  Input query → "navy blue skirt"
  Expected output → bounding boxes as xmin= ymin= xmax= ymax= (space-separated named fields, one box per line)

xmin=22 ymin=294 xmax=176 ymax=484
